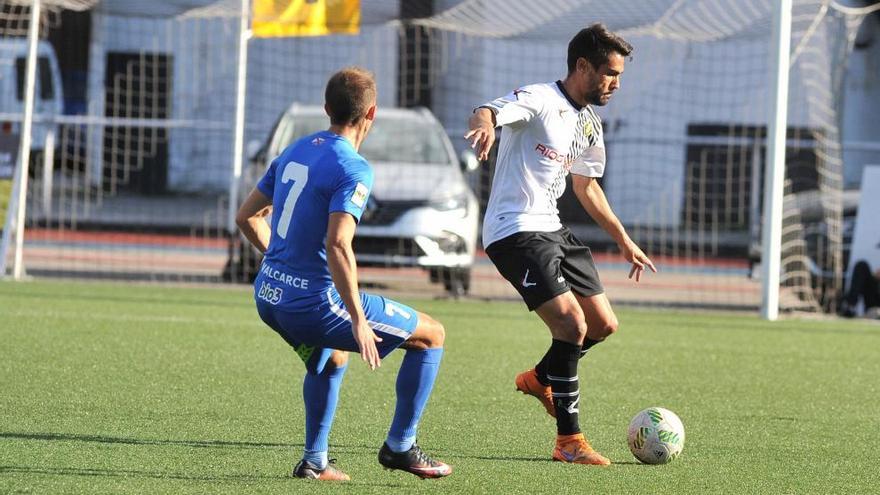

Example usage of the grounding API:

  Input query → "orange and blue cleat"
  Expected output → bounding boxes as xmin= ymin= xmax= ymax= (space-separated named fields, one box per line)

xmin=515 ymin=368 xmax=556 ymax=418
xmin=552 ymin=433 xmax=611 ymax=466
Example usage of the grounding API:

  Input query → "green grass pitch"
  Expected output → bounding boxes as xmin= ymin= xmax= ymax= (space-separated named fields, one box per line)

xmin=2 ymin=280 xmax=879 ymax=494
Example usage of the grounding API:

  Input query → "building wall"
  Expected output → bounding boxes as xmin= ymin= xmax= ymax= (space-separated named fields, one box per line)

xmin=84 ymin=7 xmax=869 ymax=232
xmin=842 ymin=14 xmax=880 ymax=188
xmin=87 ymin=14 xmax=398 ymax=193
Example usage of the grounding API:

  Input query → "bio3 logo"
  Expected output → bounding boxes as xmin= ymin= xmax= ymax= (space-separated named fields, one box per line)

xmin=258 ymin=281 xmax=283 ymax=305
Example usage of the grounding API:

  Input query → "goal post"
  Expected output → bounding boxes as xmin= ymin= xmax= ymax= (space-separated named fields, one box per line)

xmin=761 ymin=0 xmax=793 ymax=321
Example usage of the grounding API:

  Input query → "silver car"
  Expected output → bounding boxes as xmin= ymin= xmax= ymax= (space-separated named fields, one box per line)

xmin=225 ymin=104 xmax=480 ymax=295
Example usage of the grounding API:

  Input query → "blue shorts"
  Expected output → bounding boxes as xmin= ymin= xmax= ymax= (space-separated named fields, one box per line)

xmin=254 ymin=284 xmax=420 ymax=375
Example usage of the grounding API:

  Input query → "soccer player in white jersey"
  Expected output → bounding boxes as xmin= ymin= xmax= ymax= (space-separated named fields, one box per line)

xmin=465 ymin=23 xmax=656 ymax=466
xmin=237 ymin=67 xmax=451 ymax=481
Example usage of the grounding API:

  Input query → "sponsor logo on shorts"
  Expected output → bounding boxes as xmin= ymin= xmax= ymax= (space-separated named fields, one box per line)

xmin=258 ymin=281 xmax=283 ymax=305
xmin=522 ymin=268 xmax=537 ymax=288
xmin=557 ymin=276 xmax=566 ymax=284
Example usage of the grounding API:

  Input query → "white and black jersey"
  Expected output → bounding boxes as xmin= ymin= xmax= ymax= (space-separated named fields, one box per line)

xmin=480 ymin=81 xmax=606 ymax=248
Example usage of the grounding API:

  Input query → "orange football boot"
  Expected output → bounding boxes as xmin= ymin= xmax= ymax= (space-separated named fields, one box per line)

xmin=552 ymin=433 xmax=611 ymax=466
xmin=515 ymin=368 xmax=556 ymax=418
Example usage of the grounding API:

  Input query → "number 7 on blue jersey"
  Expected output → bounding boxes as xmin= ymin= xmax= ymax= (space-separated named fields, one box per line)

xmin=276 ymin=162 xmax=309 ymax=239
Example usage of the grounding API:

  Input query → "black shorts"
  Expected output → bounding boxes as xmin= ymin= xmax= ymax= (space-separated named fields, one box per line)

xmin=485 ymin=227 xmax=604 ymax=311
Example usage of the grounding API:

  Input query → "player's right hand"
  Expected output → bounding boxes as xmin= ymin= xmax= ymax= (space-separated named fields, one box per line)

xmin=464 ymin=117 xmax=496 ymax=161
xmin=352 ymin=319 xmax=382 ymax=370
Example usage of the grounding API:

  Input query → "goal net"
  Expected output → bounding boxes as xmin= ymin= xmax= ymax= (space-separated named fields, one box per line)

xmin=1 ymin=0 xmax=872 ymax=313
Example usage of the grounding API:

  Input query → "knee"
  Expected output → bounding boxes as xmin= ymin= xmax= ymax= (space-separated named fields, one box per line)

xmin=592 ymin=316 xmax=619 ymax=340
xmin=604 ymin=317 xmax=620 ymax=337
xmin=404 ymin=316 xmax=445 ymax=351
xmin=327 ymin=350 xmax=349 ymax=369
xmin=425 ymin=320 xmax=446 ymax=348
xmin=555 ymin=312 xmax=588 ymax=343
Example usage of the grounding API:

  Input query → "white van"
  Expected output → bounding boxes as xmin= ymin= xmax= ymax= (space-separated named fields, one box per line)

xmin=0 ymin=38 xmax=64 ymax=175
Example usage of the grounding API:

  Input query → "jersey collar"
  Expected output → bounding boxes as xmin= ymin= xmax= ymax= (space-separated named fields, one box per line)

xmin=555 ymin=80 xmax=584 ymax=111
xmin=321 ymin=129 xmax=356 ymax=148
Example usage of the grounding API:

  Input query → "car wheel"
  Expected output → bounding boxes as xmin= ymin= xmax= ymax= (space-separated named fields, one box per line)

xmin=438 ymin=267 xmax=471 ymax=297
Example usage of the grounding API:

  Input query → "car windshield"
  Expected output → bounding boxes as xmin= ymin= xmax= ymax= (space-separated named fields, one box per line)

xmin=277 ymin=113 xmax=451 ymax=164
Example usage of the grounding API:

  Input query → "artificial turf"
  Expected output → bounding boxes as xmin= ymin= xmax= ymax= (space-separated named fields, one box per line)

xmin=1 ymin=279 xmax=878 ymax=494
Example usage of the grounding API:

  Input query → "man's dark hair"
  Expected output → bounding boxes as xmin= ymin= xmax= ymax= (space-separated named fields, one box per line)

xmin=567 ymin=23 xmax=633 ymax=73
xmin=325 ymin=66 xmax=376 ymax=126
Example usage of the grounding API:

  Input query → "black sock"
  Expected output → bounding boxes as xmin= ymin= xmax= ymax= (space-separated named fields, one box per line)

xmin=536 ymin=338 xmax=603 ymax=384
xmin=547 ymin=339 xmax=581 ymax=435
xmin=534 ymin=350 xmax=551 ymax=386
xmin=580 ymin=337 xmax=602 ymax=358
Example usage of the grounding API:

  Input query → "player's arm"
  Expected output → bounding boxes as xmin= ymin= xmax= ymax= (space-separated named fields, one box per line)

xmin=465 ymin=87 xmax=541 ymax=161
xmin=326 ymin=211 xmax=382 ymax=370
xmin=465 ymin=108 xmax=497 ymax=161
xmin=571 ymin=174 xmax=657 ymax=281
xmin=235 ymin=188 xmax=273 ymax=254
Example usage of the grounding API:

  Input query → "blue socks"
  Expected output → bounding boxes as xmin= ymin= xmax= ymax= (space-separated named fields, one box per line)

xmin=302 ymin=363 xmax=347 ymax=469
xmin=385 ymin=348 xmax=444 ymax=452
xmin=300 ymin=348 xmax=444 ymax=462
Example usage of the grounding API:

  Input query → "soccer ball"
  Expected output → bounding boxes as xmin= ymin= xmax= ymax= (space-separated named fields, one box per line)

xmin=627 ymin=407 xmax=685 ymax=464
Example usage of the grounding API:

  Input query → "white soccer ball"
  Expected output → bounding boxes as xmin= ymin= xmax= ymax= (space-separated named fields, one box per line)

xmin=627 ymin=407 xmax=685 ymax=464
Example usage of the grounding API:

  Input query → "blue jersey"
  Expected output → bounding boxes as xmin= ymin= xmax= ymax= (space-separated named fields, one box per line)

xmin=256 ymin=130 xmax=373 ymax=307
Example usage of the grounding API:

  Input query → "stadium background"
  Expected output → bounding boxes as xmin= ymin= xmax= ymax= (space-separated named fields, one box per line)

xmin=2 ymin=0 xmax=880 ymax=314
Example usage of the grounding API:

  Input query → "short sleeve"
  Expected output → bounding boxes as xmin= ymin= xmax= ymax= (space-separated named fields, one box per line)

xmin=329 ymin=161 xmax=374 ymax=223
xmin=570 ymin=146 xmax=606 ymax=178
xmin=478 ymin=86 xmax=543 ymax=127
xmin=570 ymin=111 xmax=606 ymax=178
xmin=256 ymin=157 xmax=278 ymax=198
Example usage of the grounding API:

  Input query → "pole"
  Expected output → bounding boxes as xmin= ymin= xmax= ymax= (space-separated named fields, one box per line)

xmin=228 ymin=0 xmax=251 ymax=235
xmin=0 ymin=146 xmax=22 ymax=277
xmin=11 ymin=0 xmax=41 ymax=280
xmin=760 ymin=0 xmax=792 ymax=320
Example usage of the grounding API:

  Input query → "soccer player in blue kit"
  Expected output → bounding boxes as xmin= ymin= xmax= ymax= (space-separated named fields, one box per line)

xmin=235 ymin=67 xmax=451 ymax=481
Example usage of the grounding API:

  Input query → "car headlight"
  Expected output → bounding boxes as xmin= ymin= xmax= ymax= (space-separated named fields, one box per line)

xmin=429 ymin=192 xmax=469 ymax=212
xmin=435 ymin=231 xmax=467 ymax=253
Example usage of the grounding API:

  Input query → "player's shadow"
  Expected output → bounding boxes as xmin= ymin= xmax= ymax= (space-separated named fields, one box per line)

xmin=0 ymin=431 xmax=300 ymax=450
xmin=458 ymin=454 xmax=548 ymax=463
xmin=1 ymin=431 xmax=383 ymax=456
xmin=0 ymin=465 xmax=289 ymax=483
xmin=0 ymin=431 xmax=390 ymax=459
xmin=1 ymin=433 xmax=424 ymax=488
xmin=0 ymin=465 xmax=407 ymax=488
xmin=459 ymin=451 xmax=649 ymax=465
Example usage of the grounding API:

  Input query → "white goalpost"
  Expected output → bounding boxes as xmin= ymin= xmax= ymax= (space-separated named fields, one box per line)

xmin=760 ymin=0 xmax=793 ymax=321
xmin=1 ymin=0 xmax=41 ymax=280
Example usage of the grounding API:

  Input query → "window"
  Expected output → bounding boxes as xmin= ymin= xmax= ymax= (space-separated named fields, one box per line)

xmin=682 ymin=124 xmax=822 ymax=231
xmin=15 ymin=56 xmax=55 ymax=101
xmin=279 ymin=114 xmax=451 ymax=165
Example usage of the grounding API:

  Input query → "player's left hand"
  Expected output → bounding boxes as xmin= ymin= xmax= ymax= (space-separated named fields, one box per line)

xmin=351 ymin=319 xmax=383 ymax=370
xmin=621 ymin=241 xmax=657 ymax=282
